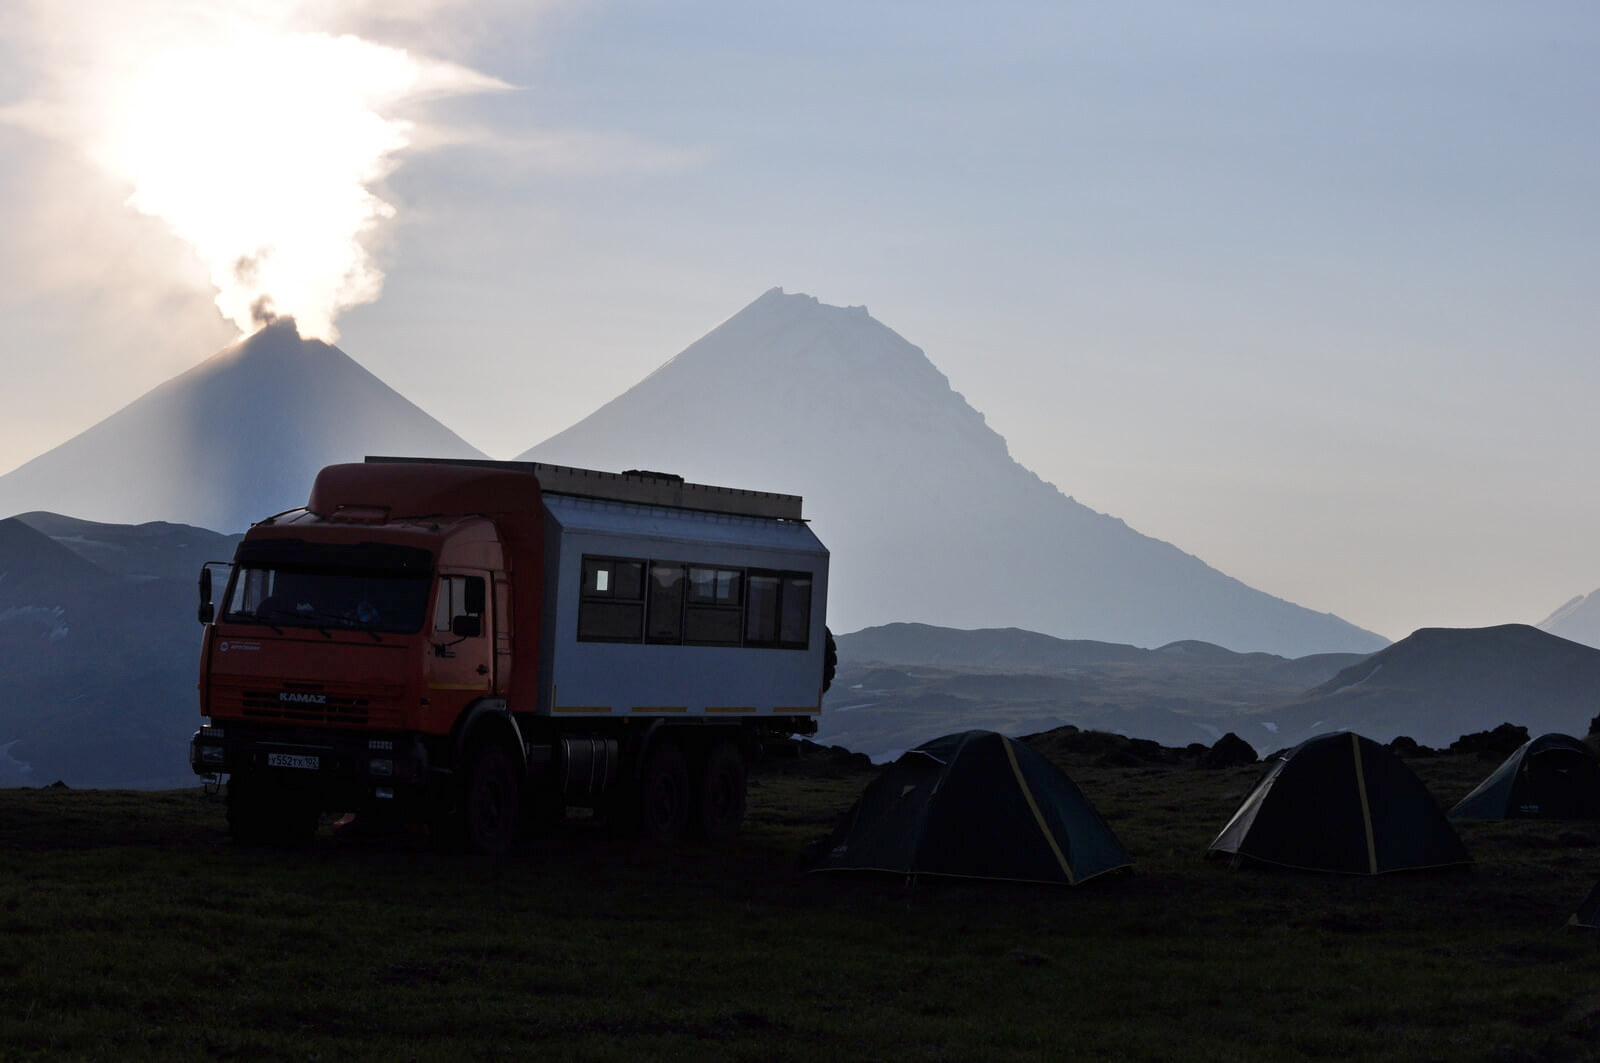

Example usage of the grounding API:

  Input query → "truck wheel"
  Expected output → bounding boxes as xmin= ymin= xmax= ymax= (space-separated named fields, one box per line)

xmin=639 ymin=740 xmax=690 ymax=843
xmin=462 ymin=744 xmax=522 ymax=857
xmin=226 ymin=773 xmax=269 ymax=846
xmin=695 ymin=741 xmax=747 ymax=843
xmin=823 ymin=626 xmax=837 ymax=693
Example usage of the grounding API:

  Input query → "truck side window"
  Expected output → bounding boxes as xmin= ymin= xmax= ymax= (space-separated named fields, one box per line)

xmin=646 ymin=563 xmax=686 ymax=643
xmin=745 ymin=571 xmax=813 ymax=648
xmin=578 ymin=557 xmax=645 ymax=641
xmin=435 ymin=575 xmax=485 ymax=634
xmin=685 ymin=567 xmax=743 ymax=645
xmin=745 ymin=573 xmax=781 ymax=644
xmin=779 ymin=575 xmax=812 ymax=646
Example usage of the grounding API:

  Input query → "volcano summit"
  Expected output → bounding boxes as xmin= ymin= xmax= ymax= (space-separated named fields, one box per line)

xmin=0 ymin=319 xmax=484 ymax=531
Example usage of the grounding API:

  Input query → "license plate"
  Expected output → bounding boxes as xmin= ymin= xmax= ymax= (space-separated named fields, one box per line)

xmin=267 ymin=753 xmax=320 ymax=771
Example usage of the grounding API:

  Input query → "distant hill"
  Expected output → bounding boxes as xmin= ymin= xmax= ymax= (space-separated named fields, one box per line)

xmin=821 ymin=622 xmax=1367 ymax=760
xmin=0 ymin=516 xmax=117 ymax=605
xmin=1244 ymin=624 xmax=1600 ymax=749
xmin=14 ymin=512 xmax=242 ymax=581
xmin=0 ymin=318 xmax=485 ymax=531
xmin=1539 ymin=589 xmax=1600 ymax=650
xmin=0 ymin=514 xmax=229 ymax=788
xmin=519 ymin=289 xmax=1386 ymax=657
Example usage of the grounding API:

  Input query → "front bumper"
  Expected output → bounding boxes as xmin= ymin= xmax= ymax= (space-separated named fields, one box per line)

xmin=190 ymin=724 xmax=432 ymax=803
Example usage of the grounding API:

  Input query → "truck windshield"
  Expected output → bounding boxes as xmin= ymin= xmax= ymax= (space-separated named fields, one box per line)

xmin=221 ymin=540 xmax=434 ymax=634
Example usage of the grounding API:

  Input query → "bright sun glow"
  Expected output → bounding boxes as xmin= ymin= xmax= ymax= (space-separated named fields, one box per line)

xmin=84 ymin=17 xmax=503 ymax=340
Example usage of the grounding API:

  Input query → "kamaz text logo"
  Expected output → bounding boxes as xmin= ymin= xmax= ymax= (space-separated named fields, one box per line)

xmin=279 ymin=692 xmax=327 ymax=705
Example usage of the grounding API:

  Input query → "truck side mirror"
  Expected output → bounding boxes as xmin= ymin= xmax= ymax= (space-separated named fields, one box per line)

xmin=451 ymin=614 xmax=482 ymax=638
xmin=198 ymin=567 xmax=215 ymax=625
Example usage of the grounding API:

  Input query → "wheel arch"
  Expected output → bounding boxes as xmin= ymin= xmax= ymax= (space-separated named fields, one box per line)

xmin=452 ymin=697 xmax=526 ymax=771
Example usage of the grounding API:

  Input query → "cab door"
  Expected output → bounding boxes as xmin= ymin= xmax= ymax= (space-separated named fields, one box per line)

xmin=427 ymin=569 xmax=493 ymax=696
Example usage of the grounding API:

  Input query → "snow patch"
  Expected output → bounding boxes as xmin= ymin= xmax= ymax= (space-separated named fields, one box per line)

xmin=1330 ymin=663 xmax=1382 ymax=695
xmin=0 ymin=605 xmax=69 ymax=641
xmin=1260 ymin=722 xmax=1279 ymax=733
xmin=57 ymin=535 xmax=126 ymax=553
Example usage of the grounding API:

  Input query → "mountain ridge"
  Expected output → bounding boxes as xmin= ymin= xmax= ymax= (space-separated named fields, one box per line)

xmin=1246 ymin=623 xmax=1600 ymax=748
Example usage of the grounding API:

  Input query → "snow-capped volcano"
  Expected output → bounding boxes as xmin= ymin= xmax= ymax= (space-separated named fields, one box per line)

xmin=519 ymin=288 xmax=1386 ymax=656
xmin=0 ymin=319 xmax=484 ymax=531
xmin=1539 ymin=589 xmax=1600 ymax=650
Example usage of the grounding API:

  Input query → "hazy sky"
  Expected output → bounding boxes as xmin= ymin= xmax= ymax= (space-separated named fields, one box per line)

xmin=0 ymin=0 xmax=1595 ymax=643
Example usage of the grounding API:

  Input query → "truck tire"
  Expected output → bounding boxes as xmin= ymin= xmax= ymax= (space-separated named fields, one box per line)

xmin=461 ymin=743 xmax=522 ymax=857
xmin=694 ymin=740 xmax=747 ymax=843
xmin=638 ymin=739 xmax=690 ymax=843
xmin=823 ymin=626 xmax=837 ymax=693
xmin=226 ymin=773 xmax=270 ymax=846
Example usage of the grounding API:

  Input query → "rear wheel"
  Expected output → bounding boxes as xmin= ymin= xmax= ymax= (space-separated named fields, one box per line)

xmin=638 ymin=740 xmax=690 ymax=843
xmin=694 ymin=741 xmax=747 ymax=843
xmin=823 ymin=627 xmax=838 ymax=693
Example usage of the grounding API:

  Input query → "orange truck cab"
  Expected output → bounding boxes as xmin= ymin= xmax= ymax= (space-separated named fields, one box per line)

xmin=192 ymin=457 xmax=831 ymax=853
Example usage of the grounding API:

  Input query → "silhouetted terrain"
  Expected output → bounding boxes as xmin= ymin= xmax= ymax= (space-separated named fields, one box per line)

xmin=3 ymin=740 xmax=1600 ymax=1061
xmin=821 ymin=622 xmax=1600 ymax=762
xmin=821 ymin=623 xmax=1368 ymax=758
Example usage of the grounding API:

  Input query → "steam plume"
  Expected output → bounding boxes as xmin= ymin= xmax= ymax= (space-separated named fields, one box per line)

xmin=1 ymin=1 xmax=509 ymax=340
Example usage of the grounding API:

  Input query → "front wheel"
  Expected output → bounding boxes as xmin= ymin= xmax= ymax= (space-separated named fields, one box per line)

xmin=461 ymin=744 xmax=523 ymax=857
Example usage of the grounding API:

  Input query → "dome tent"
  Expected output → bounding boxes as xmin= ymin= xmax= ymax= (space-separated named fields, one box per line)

xmin=1450 ymin=733 xmax=1600 ymax=820
xmin=1208 ymin=731 xmax=1470 ymax=875
xmin=810 ymin=730 xmax=1131 ymax=885
xmin=1569 ymin=880 xmax=1600 ymax=929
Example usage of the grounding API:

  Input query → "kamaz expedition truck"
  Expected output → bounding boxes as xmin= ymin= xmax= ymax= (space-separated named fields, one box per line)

xmin=191 ymin=457 xmax=831 ymax=854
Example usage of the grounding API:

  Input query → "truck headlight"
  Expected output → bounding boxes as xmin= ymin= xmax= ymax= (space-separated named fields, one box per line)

xmin=368 ymin=758 xmax=394 ymax=778
xmin=198 ymin=744 xmax=226 ymax=765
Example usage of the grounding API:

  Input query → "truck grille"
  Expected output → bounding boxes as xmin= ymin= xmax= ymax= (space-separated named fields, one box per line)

xmin=211 ymin=680 xmax=406 ymax=728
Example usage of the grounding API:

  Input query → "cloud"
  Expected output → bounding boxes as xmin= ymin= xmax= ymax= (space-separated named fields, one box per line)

xmin=419 ymin=123 xmax=709 ymax=177
xmin=0 ymin=740 xmax=35 ymax=787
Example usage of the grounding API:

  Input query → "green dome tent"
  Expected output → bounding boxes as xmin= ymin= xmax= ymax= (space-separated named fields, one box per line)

xmin=810 ymin=730 xmax=1132 ymax=886
xmin=1569 ymin=880 xmax=1600 ymax=929
xmin=1450 ymin=733 xmax=1600 ymax=820
xmin=1208 ymin=731 xmax=1470 ymax=875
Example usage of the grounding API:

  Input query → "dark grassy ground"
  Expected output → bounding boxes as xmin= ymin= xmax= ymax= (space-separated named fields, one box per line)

xmin=4 ymin=747 xmax=1600 ymax=1061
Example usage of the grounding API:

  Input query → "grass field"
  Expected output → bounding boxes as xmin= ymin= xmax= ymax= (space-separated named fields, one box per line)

xmin=4 ymin=746 xmax=1600 ymax=1061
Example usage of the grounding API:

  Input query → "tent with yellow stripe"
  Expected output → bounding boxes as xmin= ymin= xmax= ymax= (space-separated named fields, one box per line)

xmin=809 ymin=730 xmax=1132 ymax=886
xmin=1208 ymin=731 xmax=1470 ymax=875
